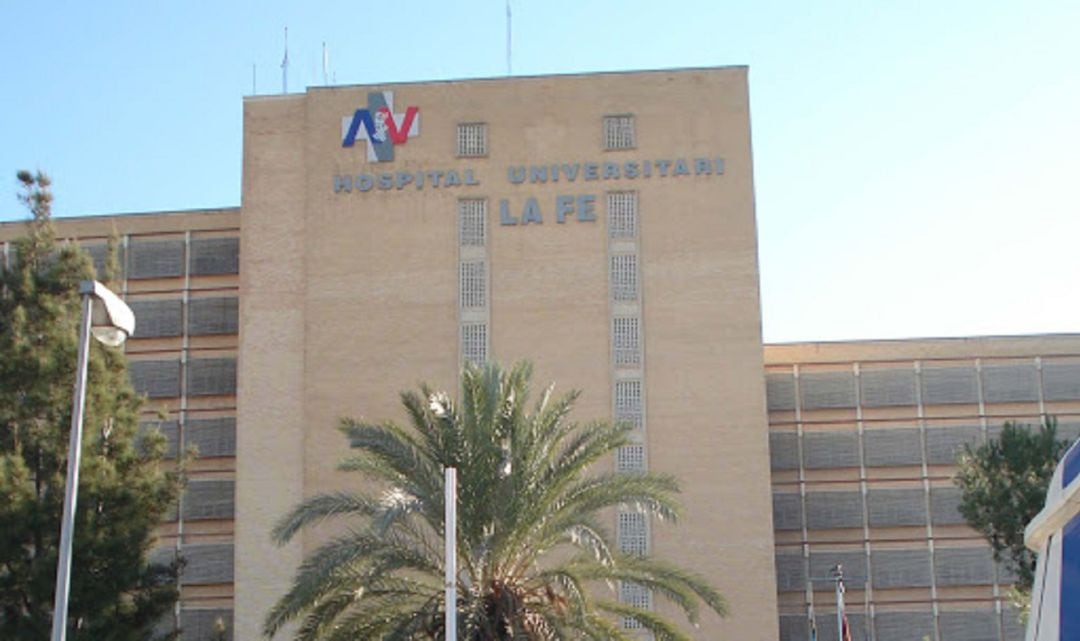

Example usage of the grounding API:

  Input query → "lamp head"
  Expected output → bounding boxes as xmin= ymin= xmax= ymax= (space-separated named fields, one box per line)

xmin=79 ymin=280 xmax=135 ymax=347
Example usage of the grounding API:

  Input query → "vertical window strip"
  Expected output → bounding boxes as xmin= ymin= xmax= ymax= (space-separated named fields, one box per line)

xmin=457 ymin=123 xmax=488 ymax=157
xmin=459 ymin=261 xmax=486 ymax=309
xmin=610 ymin=254 xmax=638 ymax=301
xmin=607 ymin=192 xmax=638 ymax=239
xmin=612 ymin=317 xmax=641 ymax=366
xmin=603 ymin=115 xmax=635 ymax=150
xmin=459 ymin=199 xmax=487 ymax=247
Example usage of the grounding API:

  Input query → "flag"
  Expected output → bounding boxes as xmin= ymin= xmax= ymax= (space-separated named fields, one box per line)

xmin=837 ymin=571 xmax=852 ymax=641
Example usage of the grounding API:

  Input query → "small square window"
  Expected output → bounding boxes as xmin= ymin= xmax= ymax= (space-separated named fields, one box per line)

xmin=457 ymin=123 xmax=488 ymax=157
xmin=617 ymin=445 xmax=646 ymax=474
xmin=603 ymin=115 xmax=635 ymax=150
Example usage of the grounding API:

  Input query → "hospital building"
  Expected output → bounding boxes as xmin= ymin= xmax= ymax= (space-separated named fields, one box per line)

xmin=2 ymin=67 xmax=1079 ymax=641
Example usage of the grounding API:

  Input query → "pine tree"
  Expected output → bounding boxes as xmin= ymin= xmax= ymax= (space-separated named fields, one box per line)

xmin=955 ymin=417 xmax=1071 ymax=591
xmin=0 ymin=171 xmax=182 ymax=640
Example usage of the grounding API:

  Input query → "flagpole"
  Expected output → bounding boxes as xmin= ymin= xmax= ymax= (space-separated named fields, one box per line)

xmin=834 ymin=564 xmax=844 ymax=641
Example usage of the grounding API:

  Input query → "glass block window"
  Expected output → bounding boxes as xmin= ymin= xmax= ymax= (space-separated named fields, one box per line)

xmin=610 ymin=254 xmax=638 ymax=302
xmin=612 ymin=317 xmax=641 ymax=366
xmin=607 ymin=192 xmax=638 ymax=239
xmin=461 ymin=322 xmax=487 ymax=365
xmin=603 ymin=114 xmax=635 ymax=150
xmin=617 ymin=444 xmax=646 ymax=473
xmin=459 ymin=261 xmax=486 ymax=309
xmin=459 ymin=199 xmax=487 ymax=247
xmin=614 ymin=379 xmax=643 ymax=428
xmin=457 ymin=123 xmax=488 ymax=157
xmin=619 ymin=582 xmax=652 ymax=629
xmin=618 ymin=511 xmax=648 ymax=556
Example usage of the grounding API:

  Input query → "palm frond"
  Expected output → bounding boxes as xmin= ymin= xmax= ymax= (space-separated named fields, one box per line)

xmin=597 ymin=599 xmax=696 ymax=641
xmin=270 ymin=491 xmax=379 ymax=544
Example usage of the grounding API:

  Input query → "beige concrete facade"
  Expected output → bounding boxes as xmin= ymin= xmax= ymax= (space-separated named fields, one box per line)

xmin=764 ymin=335 xmax=1080 ymax=641
xmin=236 ymin=67 xmax=775 ymax=640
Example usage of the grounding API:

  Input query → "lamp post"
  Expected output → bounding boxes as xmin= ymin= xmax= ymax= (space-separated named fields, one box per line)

xmin=50 ymin=280 xmax=135 ymax=641
xmin=445 ymin=467 xmax=457 ymax=641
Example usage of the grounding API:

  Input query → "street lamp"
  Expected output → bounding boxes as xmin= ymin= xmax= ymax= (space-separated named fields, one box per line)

xmin=50 ymin=280 xmax=135 ymax=641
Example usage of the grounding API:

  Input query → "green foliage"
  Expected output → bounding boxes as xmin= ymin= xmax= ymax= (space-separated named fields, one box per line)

xmin=954 ymin=417 xmax=1071 ymax=592
xmin=267 ymin=361 xmax=727 ymax=640
xmin=0 ymin=171 xmax=183 ymax=640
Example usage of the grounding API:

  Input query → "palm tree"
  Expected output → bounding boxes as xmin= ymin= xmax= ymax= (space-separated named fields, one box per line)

xmin=264 ymin=361 xmax=726 ymax=640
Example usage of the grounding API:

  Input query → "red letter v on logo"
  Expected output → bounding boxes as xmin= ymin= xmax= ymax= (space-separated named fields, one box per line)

xmin=379 ymin=106 xmax=419 ymax=145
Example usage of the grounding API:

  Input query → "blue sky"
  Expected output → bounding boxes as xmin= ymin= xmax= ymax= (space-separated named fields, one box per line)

xmin=2 ymin=1 xmax=1077 ymax=342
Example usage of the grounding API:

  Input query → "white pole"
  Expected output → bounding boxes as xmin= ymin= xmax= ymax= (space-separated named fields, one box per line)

xmin=834 ymin=565 xmax=844 ymax=641
xmin=505 ymin=0 xmax=512 ymax=76
xmin=50 ymin=293 xmax=94 ymax=641
xmin=445 ymin=467 xmax=457 ymax=641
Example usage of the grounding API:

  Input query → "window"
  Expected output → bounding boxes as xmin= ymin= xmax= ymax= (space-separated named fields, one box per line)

xmin=617 ymin=445 xmax=646 ymax=473
xmin=461 ymin=322 xmax=487 ymax=364
xmin=612 ymin=317 xmax=641 ymax=366
xmin=619 ymin=582 xmax=652 ymax=628
xmin=614 ymin=379 xmax=643 ymax=428
xmin=618 ymin=511 xmax=648 ymax=556
xmin=459 ymin=199 xmax=487 ymax=247
xmin=610 ymin=254 xmax=638 ymax=302
xmin=459 ymin=261 xmax=486 ymax=309
xmin=603 ymin=114 xmax=635 ymax=150
xmin=607 ymin=192 xmax=638 ymax=239
xmin=457 ymin=123 xmax=488 ymax=157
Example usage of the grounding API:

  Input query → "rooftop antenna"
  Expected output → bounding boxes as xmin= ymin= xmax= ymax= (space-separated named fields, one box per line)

xmin=281 ymin=26 xmax=289 ymax=94
xmin=252 ymin=63 xmax=256 ymax=95
xmin=505 ymin=0 xmax=512 ymax=75
xmin=322 ymin=41 xmax=329 ymax=85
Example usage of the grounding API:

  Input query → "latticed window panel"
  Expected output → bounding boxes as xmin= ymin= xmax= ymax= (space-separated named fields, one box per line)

xmin=619 ymin=582 xmax=652 ymax=629
xmin=610 ymin=253 xmax=639 ymax=302
xmin=458 ymin=199 xmax=487 ymax=247
xmin=616 ymin=444 xmax=646 ymax=473
xmin=612 ymin=317 xmax=641 ymax=366
xmin=614 ymin=379 xmax=643 ymax=428
xmin=603 ymin=114 xmax=635 ymax=150
xmin=459 ymin=260 xmax=486 ymax=309
xmin=457 ymin=122 xmax=488 ymax=157
xmin=618 ymin=511 xmax=648 ymax=556
xmin=461 ymin=322 xmax=487 ymax=365
xmin=607 ymin=192 xmax=638 ymax=239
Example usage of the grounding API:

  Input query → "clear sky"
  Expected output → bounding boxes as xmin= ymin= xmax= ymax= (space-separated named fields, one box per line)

xmin=2 ymin=1 xmax=1077 ymax=343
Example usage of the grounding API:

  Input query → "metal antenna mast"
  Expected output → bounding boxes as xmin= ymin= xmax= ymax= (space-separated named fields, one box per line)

xmin=505 ymin=0 xmax=512 ymax=75
xmin=281 ymin=27 xmax=289 ymax=94
xmin=322 ymin=42 xmax=329 ymax=85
